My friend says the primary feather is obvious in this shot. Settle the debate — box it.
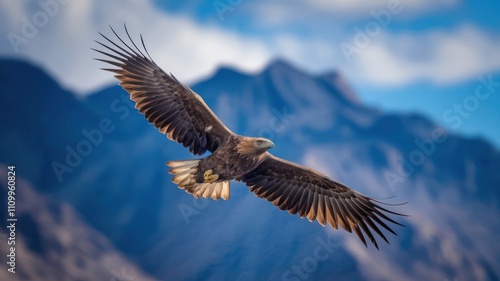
[93,25,233,155]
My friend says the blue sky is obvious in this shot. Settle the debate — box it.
[1,0,499,146]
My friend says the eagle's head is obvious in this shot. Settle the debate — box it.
[237,137,275,156]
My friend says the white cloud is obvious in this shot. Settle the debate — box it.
[1,0,498,94]
[0,0,272,94]
[0,0,30,29]
[272,35,336,73]
[245,0,457,26]
[307,0,457,13]
[344,25,500,85]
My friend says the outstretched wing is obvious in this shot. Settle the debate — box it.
[239,154,405,249]
[93,26,233,155]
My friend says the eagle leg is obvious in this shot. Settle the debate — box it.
[203,169,219,183]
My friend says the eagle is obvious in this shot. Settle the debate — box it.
[93,25,405,249]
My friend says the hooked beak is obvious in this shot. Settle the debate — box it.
[267,141,275,149]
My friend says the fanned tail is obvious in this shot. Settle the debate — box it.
[166,160,230,200]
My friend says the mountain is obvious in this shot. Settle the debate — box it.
[0,165,158,281]
[1,58,499,281]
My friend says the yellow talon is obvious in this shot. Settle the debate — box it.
[203,169,219,183]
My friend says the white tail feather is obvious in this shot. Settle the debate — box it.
[221,181,230,200]
[213,183,223,199]
[167,160,200,168]
[166,160,230,200]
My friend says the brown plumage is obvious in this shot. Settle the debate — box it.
[93,25,405,249]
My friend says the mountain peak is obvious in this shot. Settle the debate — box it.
[317,71,360,105]
[207,59,307,85]
[264,58,302,74]
[208,64,251,83]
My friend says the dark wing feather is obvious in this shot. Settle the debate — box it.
[239,154,405,249]
[93,26,233,155]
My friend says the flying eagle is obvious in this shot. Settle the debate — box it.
[93,26,405,249]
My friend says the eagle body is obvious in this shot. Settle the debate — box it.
[94,26,405,250]
[167,136,274,200]
[194,136,271,183]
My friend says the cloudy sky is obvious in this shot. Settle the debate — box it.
[1,0,499,145]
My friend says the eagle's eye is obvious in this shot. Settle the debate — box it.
[256,140,266,146]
